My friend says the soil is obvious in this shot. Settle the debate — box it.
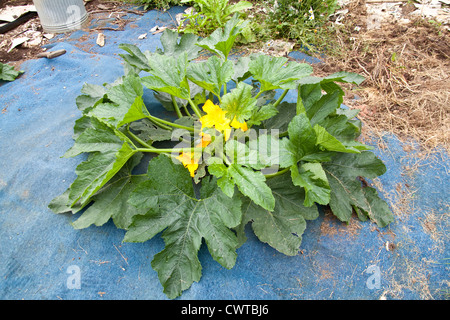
[0,0,123,66]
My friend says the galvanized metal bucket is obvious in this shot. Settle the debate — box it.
[32,0,89,33]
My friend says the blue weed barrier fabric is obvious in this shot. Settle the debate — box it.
[0,7,448,300]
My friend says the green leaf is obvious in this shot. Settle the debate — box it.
[248,55,313,92]
[325,171,367,223]
[158,28,200,60]
[187,55,234,98]
[196,14,247,60]
[298,71,365,86]
[231,55,252,83]
[237,173,319,256]
[225,1,252,16]
[63,117,126,158]
[278,113,318,168]
[141,53,190,100]
[88,75,148,128]
[71,153,147,230]
[323,151,386,179]
[125,155,242,299]
[68,142,136,207]
[358,187,394,227]
[75,83,107,113]
[291,162,330,207]
[107,74,144,105]
[247,103,278,127]
[325,71,365,85]
[0,62,23,81]
[221,82,257,122]
[261,101,296,132]
[48,188,86,214]
[313,124,361,154]
[208,160,275,211]
[224,139,265,169]
[119,43,152,72]
[129,118,172,143]
[319,114,360,142]
[323,152,393,226]
[228,164,275,211]
[306,90,342,126]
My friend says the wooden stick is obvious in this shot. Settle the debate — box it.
[37,49,67,59]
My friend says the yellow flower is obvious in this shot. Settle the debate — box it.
[199,100,248,140]
[176,152,198,178]
[196,132,212,148]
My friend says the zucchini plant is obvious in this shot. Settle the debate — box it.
[49,16,394,299]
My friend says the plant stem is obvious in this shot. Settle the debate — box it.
[182,104,192,117]
[145,115,172,130]
[273,89,289,108]
[145,115,194,132]
[223,82,227,95]
[136,147,203,154]
[171,95,183,119]
[126,126,152,148]
[187,98,203,119]
[279,130,288,138]
[264,167,289,178]
[254,90,263,100]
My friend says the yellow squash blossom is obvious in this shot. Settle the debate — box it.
[176,152,199,178]
[178,100,248,178]
[199,100,248,140]
[177,133,211,178]
[196,132,212,148]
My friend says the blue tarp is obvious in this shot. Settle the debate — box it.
[0,7,448,300]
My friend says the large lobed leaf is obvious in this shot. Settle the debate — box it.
[125,155,242,299]
[249,55,313,92]
[187,55,234,98]
[323,152,394,227]
[196,14,248,60]
[0,62,23,81]
[237,173,319,256]
[50,116,139,210]
[141,52,191,100]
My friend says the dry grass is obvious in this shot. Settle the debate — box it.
[313,0,450,155]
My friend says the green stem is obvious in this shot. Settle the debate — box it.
[223,82,227,95]
[254,90,263,100]
[126,125,152,148]
[188,98,203,119]
[182,104,192,117]
[279,130,288,138]
[264,167,289,178]
[136,147,203,154]
[171,95,183,119]
[145,115,194,132]
[273,89,289,108]
[145,114,172,131]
